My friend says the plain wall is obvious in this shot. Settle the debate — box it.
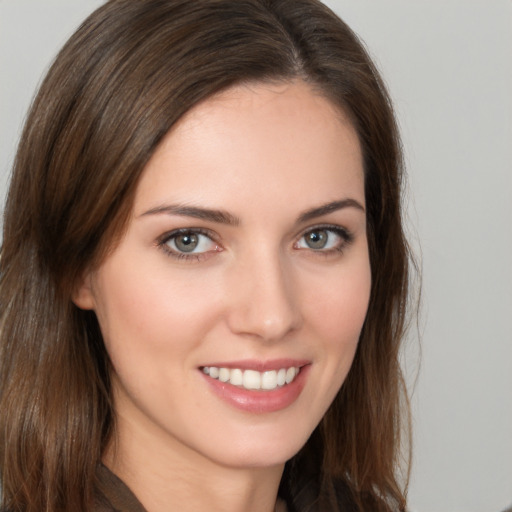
[1,1,511,511]
[323,3,512,511]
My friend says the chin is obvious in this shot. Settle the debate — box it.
[195,420,316,470]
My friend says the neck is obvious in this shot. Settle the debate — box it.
[104,413,286,512]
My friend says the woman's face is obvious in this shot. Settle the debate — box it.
[75,81,371,470]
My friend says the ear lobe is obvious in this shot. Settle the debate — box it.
[72,273,96,310]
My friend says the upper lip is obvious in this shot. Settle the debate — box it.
[199,359,310,372]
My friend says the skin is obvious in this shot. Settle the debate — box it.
[74,81,371,512]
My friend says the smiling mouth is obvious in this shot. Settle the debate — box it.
[201,366,300,391]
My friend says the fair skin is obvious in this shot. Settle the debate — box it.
[74,81,371,512]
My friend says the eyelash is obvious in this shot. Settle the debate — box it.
[157,228,221,262]
[157,224,354,262]
[296,224,354,256]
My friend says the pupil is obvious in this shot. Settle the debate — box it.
[176,233,198,252]
[307,230,327,249]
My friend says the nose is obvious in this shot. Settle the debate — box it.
[225,250,303,342]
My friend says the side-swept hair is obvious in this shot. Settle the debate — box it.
[0,1,411,510]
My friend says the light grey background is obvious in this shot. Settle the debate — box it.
[1,1,511,511]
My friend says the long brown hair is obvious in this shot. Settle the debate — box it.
[0,1,411,510]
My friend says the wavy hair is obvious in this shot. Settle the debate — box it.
[0,1,411,510]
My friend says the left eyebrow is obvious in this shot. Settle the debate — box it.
[297,199,365,223]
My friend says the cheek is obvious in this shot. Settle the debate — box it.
[305,257,371,385]
[92,260,222,369]
[310,261,371,341]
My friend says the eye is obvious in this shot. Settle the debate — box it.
[294,226,352,252]
[159,229,220,259]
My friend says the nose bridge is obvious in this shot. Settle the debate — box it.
[226,243,301,341]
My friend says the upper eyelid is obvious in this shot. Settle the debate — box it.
[157,227,219,244]
[295,223,352,239]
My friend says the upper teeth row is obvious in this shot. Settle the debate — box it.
[202,366,300,391]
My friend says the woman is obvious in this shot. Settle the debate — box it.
[0,1,411,511]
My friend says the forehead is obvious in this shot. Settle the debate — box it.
[134,80,364,220]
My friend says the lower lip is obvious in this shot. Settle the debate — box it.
[201,366,310,413]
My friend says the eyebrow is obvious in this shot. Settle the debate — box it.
[297,199,365,223]
[140,205,240,226]
[140,198,364,226]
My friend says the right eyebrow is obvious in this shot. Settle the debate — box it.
[139,204,241,227]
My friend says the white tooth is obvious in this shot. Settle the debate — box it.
[243,369,261,390]
[209,367,219,379]
[230,368,243,386]
[277,368,286,386]
[285,367,296,384]
[203,367,210,375]
[219,368,230,382]
[261,370,277,390]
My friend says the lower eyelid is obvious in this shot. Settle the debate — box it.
[166,251,211,262]
[159,242,220,262]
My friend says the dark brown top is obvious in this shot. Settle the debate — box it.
[93,464,288,512]
[94,465,147,512]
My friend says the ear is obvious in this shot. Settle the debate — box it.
[72,272,96,310]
